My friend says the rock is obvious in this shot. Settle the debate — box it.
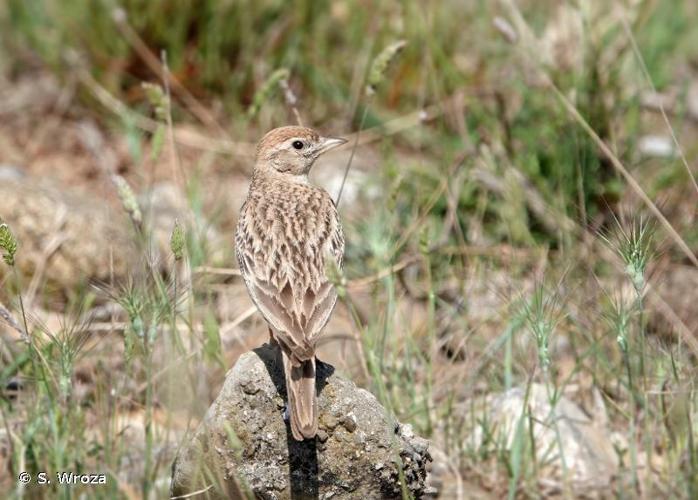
[0,164,25,181]
[467,384,617,491]
[0,177,218,294]
[638,135,675,158]
[0,177,136,290]
[170,344,431,499]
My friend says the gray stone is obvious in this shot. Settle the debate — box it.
[0,177,135,289]
[0,164,25,181]
[170,344,431,499]
[466,384,618,491]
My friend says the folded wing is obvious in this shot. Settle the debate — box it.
[235,196,344,363]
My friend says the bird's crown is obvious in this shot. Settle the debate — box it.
[256,126,320,160]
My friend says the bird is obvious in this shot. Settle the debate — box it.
[235,126,347,441]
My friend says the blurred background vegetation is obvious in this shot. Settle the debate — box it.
[0,0,697,498]
[4,0,697,241]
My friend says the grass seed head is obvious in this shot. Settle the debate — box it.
[112,175,143,226]
[247,68,291,118]
[602,217,655,294]
[0,222,18,266]
[622,219,654,294]
[142,82,169,121]
[170,219,185,260]
[366,40,407,97]
[522,285,561,371]
[605,295,631,354]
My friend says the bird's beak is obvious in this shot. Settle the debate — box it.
[316,136,348,155]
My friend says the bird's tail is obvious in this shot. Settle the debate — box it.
[282,350,317,441]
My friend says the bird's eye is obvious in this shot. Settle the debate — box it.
[292,140,304,150]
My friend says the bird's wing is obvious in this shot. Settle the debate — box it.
[235,198,344,361]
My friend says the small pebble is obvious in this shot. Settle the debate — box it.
[322,414,339,429]
[240,380,260,395]
[316,429,329,443]
[341,413,357,433]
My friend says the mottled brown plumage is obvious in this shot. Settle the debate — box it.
[235,126,346,440]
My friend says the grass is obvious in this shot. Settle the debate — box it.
[1,0,697,498]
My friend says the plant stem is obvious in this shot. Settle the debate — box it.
[143,335,154,499]
[336,97,372,207]
[636,292,646,390]
[16,290,29,345]
[543,369,570,497]
[622,347,639,493]
[424,254,436,435]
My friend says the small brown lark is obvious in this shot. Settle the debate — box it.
[235,126,347,441]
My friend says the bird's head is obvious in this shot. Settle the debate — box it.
[254,126,347,181]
